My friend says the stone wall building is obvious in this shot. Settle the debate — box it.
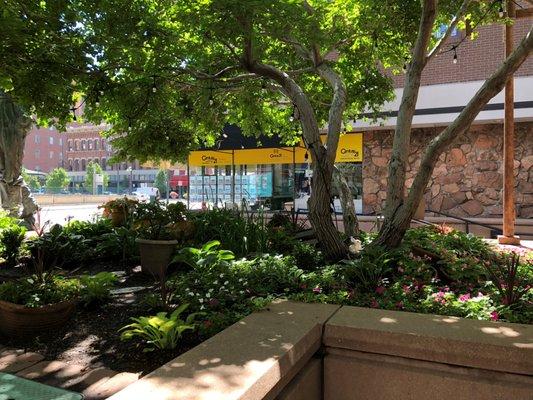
[355,17,533,219]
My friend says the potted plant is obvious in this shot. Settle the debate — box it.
[0,216,80,338]
[100,197,138,226]
[134,202,194,277]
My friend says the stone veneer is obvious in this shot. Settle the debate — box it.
[362,122,533,218]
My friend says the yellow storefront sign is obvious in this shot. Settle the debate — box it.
[188,150,233,166]
[234,147,294,165]
[188,133,363,166]
[335,133,363,162]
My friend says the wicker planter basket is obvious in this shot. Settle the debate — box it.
[0,299,77,338]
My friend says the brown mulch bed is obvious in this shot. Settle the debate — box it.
[0,263,201,376]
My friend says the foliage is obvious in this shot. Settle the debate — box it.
[45,168,70,194]
[22,169,41,191]
[85,161,110,193]
[483,252,532,307]
[0,274,80,308]
[79,272,118,308]
[153,169,168,197]
[0,212,26,267]
[119,304,201,352]
[189,209,269,256]
[133,201,189,240]
[0,223,26,267]
[290,242,325,272]
[339,246,393,292]
[174,240,235,270]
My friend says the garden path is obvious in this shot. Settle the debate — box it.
[0,345,138,399]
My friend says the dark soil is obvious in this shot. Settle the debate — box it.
[0,262,202,376]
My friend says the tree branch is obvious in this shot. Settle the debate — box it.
[427,0,472,61]
[404,25,533,218]
[383,0,438,218]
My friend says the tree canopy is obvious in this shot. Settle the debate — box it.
[45,168,70,193]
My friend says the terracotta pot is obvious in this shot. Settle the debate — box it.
[110,209,127,227]
[136,238,179,278]
[0,299,77,338]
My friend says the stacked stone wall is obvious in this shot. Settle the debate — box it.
[362,122,533,218]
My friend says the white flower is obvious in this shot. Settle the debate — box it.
[238,278,244,282]
[239,291,245,294]
[200,305,205,310]
[219,274,224,278]
[224,281,229,285]
[206,292,211,298]
[199,298,204,303]
[208,288,214,292]
[213,280,218,285]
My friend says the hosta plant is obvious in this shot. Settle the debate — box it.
[119,304,201,352]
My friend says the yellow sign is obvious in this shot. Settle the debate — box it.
[234,147,294,165]
[297,133,363,163]
[188,150,233,166]
[188,133,363,166]
[335,133,363,162]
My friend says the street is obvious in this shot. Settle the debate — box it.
[39,204,103,226]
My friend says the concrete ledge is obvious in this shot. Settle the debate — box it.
[323,306,533,375]
[107,301,340,400]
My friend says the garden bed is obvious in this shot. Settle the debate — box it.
[0,205,531,380]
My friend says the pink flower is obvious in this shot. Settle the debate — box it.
[300,284,307,290]
[402,285,411,294]
[490,311,499,321]
[396,301,404,309]
[375,286,386,295]
[398,266,404,273]
[209,298,220,308]
[370,299,379,308]
[313,286,322,294]
[459,293,471,302]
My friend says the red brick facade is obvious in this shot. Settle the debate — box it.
[392,19,533,88]
[22,127,64,172]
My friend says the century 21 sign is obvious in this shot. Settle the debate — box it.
[188,133,363,166]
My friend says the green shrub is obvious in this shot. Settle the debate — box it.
[119,304,201,352]
[174,240,235,270]
[291,242,324,271]
[79,272,118,307]
[0,274,80,307]
[0,224,26,267]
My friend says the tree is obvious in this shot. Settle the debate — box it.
[1,1,531,258]
[45,168,70,194]
[374,1,533,248]
[21,169,41,192]
[154,169,168,197]
[85,161,109,193]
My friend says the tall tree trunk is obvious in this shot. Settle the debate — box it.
[334,165,359,238]
[375,24,533,248]
[246,61,348,260]
[383,0,437,220]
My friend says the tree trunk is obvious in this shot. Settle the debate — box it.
[375,24,533,248]
[333,166,359,238]
[246,60,348,260]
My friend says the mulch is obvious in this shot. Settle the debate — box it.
[0,262,201,376]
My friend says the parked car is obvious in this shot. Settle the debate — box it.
[132,187,160,202]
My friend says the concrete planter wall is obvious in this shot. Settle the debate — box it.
[108,302,533,400]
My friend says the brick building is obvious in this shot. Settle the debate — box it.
[355,18,533,219]
[22,126,64,172]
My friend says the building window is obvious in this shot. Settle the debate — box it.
[34,149,40,159]
[49,151,54,159]
[74,159,79,171]
[75,140,79,151]
[49,137,54,145]
[94,139,99,150]
[59,138,63,146]
[81,159,86,171]
[81,140,86,150]
[34,135,40,144]
[88,140,92,150]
